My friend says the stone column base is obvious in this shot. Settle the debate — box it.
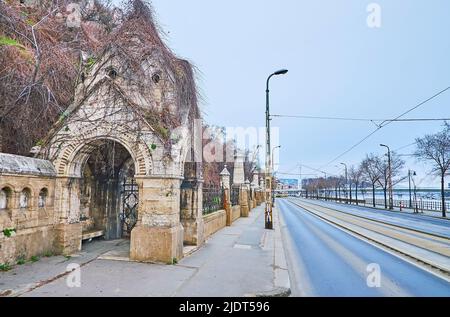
[130,224,184,263]
[53,223,82,255]
[181,218,204,246]
[240,188,250,217]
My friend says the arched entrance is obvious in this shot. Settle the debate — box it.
[77,140,138,241]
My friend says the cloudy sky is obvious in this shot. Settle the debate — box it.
[114,0,450,188]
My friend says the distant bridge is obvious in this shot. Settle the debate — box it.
[274,188,304,196]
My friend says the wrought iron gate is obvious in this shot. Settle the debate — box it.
[120,178,138,237]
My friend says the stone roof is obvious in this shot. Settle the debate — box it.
[219,165,230,176]
[0,153,56,177]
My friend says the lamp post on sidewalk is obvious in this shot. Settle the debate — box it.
[408,169,416,209]
[271,146,281,173]
[380,144,393,210]
[411,172,419,213]
[271,145,281,206]
[340,162,348,203]
[265,69,288,230]
[298,164,302,196]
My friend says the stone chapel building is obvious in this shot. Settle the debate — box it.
[0,2,205,264]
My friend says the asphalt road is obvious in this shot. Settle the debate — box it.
[277,199,450,297]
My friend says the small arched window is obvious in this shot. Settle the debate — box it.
[106,67,118,79]
[152,72,161,84]
[0,187,12,210]
[38,188,48,208]
[19,188,31,209]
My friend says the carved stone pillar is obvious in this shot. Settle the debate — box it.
[233,152,245,186]
[220,165,231,190]
[180,179,204,246]
[53,177,82,255]
[240,183,250,217]
[130,176,184,263]
[220,165,232,226]
[179,162,204,247]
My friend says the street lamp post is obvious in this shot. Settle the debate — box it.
[340,163,348,203]
[271,145,281,173]
[271,145,281,206]
[265,69,288,230]
[380,144,393,210]
[408,170,416,209]
[411,172,418,213]
[298,164,302,196]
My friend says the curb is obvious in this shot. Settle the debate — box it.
[243,205,292,298]
[272,205,291,296]
[254,287,291,297]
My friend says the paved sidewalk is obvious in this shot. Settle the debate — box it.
[0,204,290,297]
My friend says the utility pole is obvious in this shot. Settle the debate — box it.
[271,145,281,207]
[411,172,418,213]
[265,69,288,230]
[380,144,393,210]
[298,164,302,197]
[408,170,417,210]
[408,170,412,209]
[340,162,348,203]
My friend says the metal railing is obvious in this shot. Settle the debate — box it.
[366,198,450,212]
[202,185,224,215]
[231,186,240,206]
[301,193,449,213]
[307,196,365,205]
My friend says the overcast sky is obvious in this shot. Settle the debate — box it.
[114,0,450,188]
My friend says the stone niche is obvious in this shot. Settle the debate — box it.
[0,153,57,264]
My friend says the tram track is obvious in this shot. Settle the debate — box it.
[285,198,450,277]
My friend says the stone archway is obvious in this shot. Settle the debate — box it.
[77,140,137,241]
[42,110,197,262]
[48,136,150,256]
[47,139,141,253]
[51,130,152,178]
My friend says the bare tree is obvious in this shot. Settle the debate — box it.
[0,0,119,155]
[375,152,405,209]
[361,154,382,207]
[349,164,363,205]
[328,177,340,200]
[415,123,450,217]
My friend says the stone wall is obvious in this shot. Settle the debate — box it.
[202,210,226,240]
[0,154,57,264]
[1,150,264,265]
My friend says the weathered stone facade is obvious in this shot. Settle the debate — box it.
[0,149,262,265]
[4,3,201,264]
[0,153,57,263]
[0,2,265,266]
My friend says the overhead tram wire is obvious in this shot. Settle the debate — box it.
[394,141,418,152]
[317,86,450,171]
[300,163,339,178]
[277,163,339,178]
[271,115,450,123]
[276,172,318,176]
